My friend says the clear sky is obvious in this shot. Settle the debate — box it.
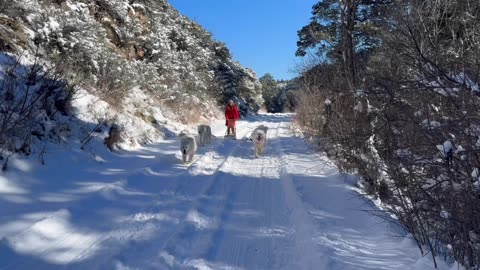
[168,0,318,80]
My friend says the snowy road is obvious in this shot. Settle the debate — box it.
[0,114,444,269]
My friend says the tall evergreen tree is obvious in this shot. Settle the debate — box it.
[296,0,391,88]
[260,73,278,112]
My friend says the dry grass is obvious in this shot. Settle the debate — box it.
[161,96,214,125]
[0,16,31,52]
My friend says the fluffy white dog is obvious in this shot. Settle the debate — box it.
[252,125,268,158]
[179,132,197,163]
[197,124,212,146]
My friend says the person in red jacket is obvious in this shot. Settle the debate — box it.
[225,100,240,137]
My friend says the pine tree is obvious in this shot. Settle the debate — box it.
[259,73,278,112]
[296,0,392,88]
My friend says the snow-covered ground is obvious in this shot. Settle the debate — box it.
[0,114,453,270]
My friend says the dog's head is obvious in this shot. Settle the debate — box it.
[180,133,194,155]
[254,130,265,142]
[181,143,190,155]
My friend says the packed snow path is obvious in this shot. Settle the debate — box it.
[0,114,444,269]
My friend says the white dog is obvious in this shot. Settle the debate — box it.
[251,125,268,158]
[179,132,197,163]
[197,124,212,146]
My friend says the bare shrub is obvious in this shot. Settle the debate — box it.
[163,96,205,125]
[296,0,480,267]
[0,53,76,165]
[361,1,480,267]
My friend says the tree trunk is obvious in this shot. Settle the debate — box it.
[341,0,357,90]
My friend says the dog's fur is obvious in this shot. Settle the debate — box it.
[197,125,212,146]
[252,125,268,158]
[179,132,197,163]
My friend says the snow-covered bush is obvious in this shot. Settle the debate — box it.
[92,53,137,107]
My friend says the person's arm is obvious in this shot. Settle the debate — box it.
[235,106,240,120]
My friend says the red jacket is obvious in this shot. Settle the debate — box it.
[225,104,240,120]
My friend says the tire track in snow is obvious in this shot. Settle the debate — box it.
[1,118,295,270]
[70,125,258,268]
[152,134,252,263]
[130,119,274,268]
[91,126,256,268]
[202,120,284,269]
[1,123,255,270]
[273,121,332,269]
[102,122,258,269]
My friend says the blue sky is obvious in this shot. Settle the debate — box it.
[169,0,318,80]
